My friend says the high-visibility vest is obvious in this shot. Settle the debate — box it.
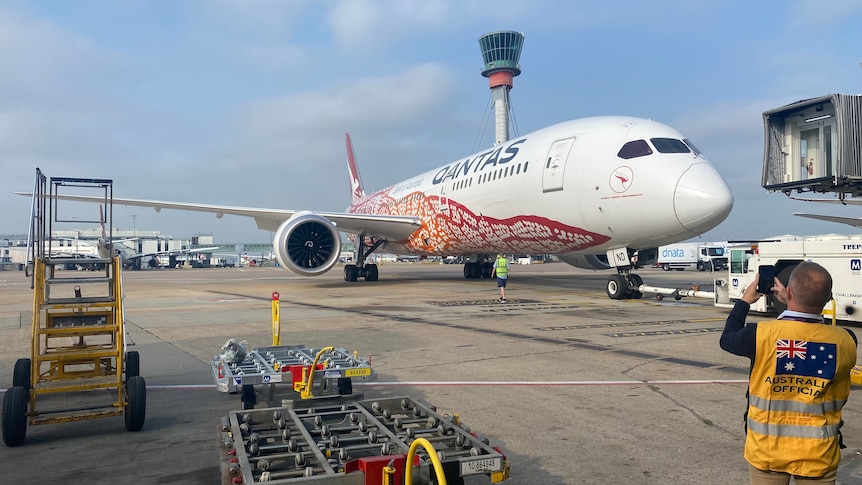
[494,257,508,277]
[745,319,856,477]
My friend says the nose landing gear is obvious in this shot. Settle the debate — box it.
[606,272,644,300]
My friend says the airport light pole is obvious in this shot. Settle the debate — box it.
[131,214,138,237]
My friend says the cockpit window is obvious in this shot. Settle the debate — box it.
[683,139,704,157]
[650,138,691,154]
[617,139,652,159]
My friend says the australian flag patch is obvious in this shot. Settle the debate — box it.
[775,339,837,380]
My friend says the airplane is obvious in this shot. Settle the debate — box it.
[65,206,219,270]
[19,116,734,299]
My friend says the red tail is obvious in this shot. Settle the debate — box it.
[345,133,365,204]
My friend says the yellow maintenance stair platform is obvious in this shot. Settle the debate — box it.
[2,169,146,447]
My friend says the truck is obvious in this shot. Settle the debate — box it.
[656,242,728,271]
[713,235,862,323]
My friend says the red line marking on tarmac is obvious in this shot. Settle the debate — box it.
[356,380,749,386]
[4,380,747,392]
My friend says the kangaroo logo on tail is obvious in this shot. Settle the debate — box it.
[345,133,366,204]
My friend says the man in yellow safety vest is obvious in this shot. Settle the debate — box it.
[720,261,857,484]
[491,254,509,303]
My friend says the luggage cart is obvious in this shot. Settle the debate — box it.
[217,395,510,484]
[213,344,376,409]
[2,170,145,447]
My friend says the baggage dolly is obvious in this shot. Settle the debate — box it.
[217,395,511,484]
[2,170,145,446]
[213,344,376,409]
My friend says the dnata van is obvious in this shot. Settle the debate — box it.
[714,235,862,323]
[656,242,728,271]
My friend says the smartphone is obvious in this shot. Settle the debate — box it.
[757,265,775,294]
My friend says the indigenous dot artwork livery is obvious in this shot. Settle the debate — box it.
[350,189,610,255]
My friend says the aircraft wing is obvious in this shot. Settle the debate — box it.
[15,192,422,241]
[789,196,862,206]
[182,246,221,254]
[794,213,862,228]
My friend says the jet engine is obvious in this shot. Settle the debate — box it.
[557,253,611,270]
[273,211,342,277]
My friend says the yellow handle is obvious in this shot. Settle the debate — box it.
[404,437,447,485]
[295,346,335,399]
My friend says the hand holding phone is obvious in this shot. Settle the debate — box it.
[756,265,775,294]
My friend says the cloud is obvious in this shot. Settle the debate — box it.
[193,0,313,40]
[237,62,457,134]
[0,6,126,106]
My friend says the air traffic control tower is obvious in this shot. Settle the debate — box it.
[478,30,524,145]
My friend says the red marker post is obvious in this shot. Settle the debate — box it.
[271,292,281,346]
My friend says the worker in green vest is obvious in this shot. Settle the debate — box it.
[491,253,509,303]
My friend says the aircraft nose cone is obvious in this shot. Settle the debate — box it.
[674,162,733,233]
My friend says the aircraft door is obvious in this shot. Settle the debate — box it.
[438,182,449,214]
[543,137,575,192]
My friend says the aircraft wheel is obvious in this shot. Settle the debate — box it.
[627,274,644,299]
[365,264,379,282]
[13,359,31,390]
[125,376,146,432]
[606,274,629,300]
[481,262,493,278]
[125,351,140,379]
[464,262,477,279]
[2,386,28,446]
[471,263,483,278]
[344,264,358,282]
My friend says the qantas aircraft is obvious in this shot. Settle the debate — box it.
[21,116,733,299]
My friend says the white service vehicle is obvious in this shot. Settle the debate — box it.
[714,235,862,322]
[656,242,727,271]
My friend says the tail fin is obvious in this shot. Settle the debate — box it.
[97,205,112,259]
[345,133,366,204]
[99,204,106,240]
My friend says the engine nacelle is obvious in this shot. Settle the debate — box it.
[273,211,342,277]
[557,253,611,270]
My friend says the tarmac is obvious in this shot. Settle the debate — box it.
[1,262,862,484]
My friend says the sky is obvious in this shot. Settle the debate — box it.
[2,0,862,245]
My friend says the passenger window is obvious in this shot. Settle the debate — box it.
[651,138,691,154]
[618,140,652,159]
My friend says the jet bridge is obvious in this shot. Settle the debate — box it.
[762,93,862,197]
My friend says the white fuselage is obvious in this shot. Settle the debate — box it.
[347,116,733,257]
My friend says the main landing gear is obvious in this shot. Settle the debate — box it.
[463,255,493,279]
[343,234,384,282]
